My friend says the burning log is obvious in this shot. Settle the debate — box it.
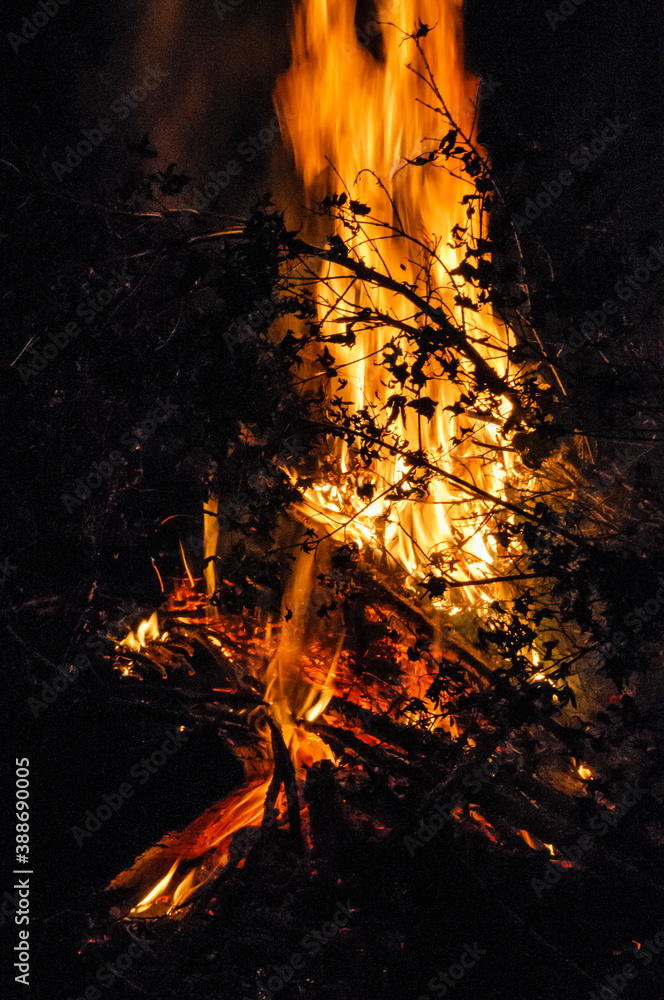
[306,719,424,780]
[263,718,304,854]
[303,759,345,855]
[325,694,455,762]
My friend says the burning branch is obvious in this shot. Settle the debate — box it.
[289,236,529,422]
[264,718,304,854]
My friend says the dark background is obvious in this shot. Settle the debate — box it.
[1,2,663,999]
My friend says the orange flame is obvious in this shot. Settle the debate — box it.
[120,611,162,652]
[274,0,518,610]
[468,806,500,843]
[519,828,547,851]
[131,860,179,914]
[113,0,526,921]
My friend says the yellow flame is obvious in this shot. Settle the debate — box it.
[170,869,197,910]
[203,497,219,602]
[519,828,545,851]
[114,0,530,922]
[274,0,516,605]
[179,539,195,588]
[120,611,161,652]
[131,860,179,914]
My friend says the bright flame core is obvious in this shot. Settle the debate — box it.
[275,0,515,603]
[120,611,162,652]
[112,0,530,922]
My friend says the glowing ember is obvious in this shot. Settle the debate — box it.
[519,828,546,851]
[468,807,500,843]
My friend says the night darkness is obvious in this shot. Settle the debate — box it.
[2,2,664,1000]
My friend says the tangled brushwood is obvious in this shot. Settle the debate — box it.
[5,16,664,1000]
[241,25,664,713]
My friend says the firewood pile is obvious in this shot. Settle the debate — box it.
[71,571,664,1000]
